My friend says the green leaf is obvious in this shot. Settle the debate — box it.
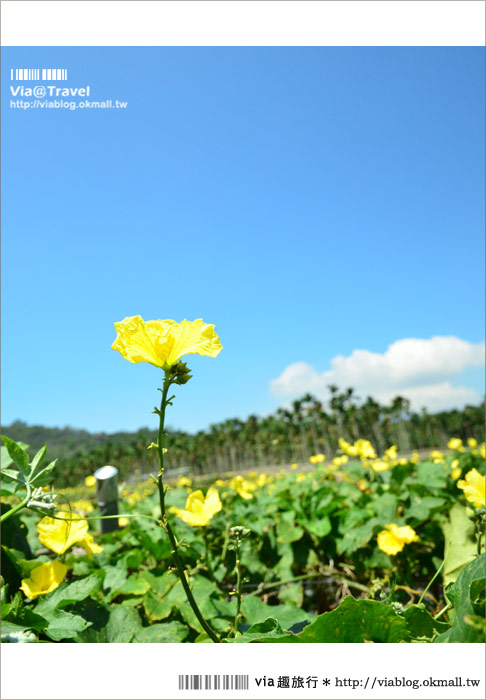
[435,554,485,643]
[337,517,381,555]
[1,468,26,485]
[30,460,57,487]
[302,517,331,538]
[102,564,128,594]
[249,597,410,643]
[231,618,286,642]
[106,606,141,642]
[134,621,189,642]
[109,573,151,600]
[43,609,91,641]
[372,493,397,522]
[30,446,47,474]
[1,436,29,473]
[407,497,445,522]
[2,605,49,633]
[143,590,173,622]
[404,604,449,641]
[441,503,477,586]
[415,461,448,490]
[241,596,312,631]
[276,511,304,543]
[36,574,100,614]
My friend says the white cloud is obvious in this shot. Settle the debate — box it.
[270,336,485,412]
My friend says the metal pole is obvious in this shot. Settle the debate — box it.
[94,465,119,534]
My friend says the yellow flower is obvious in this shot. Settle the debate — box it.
[247,471,258,478]
[176,475,192,488]
[214,479,226,487]
[457,469,485,509]
[430,450,444,463]
[170,488,222,526]
[229,475,256,500]
[296,473,307,483]
[372,460,390,472]
[411,450,420,463]
[20,561,67,599]
[450,459,460,470]
[84,475,96,488]
[399,458,408,466]
[119,517,130,527]
[80,533,104,556]
[333,455,348,467]
[38,513,89,554]
[377,524,419,556]
[290,463,299,470]
[112,315,222,369]
[447,438,463,451]
[256,473,269,487]
[355,439,376,460]
[356,479,367,491]
[309,454,325,464]
[468,437,478,449]
[309,455,318,464]
[385,445,398,460]
[480,443,486,459]
[451,468,462,480]
[339,438,359,457]
[37,513,102,556]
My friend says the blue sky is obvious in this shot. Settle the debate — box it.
[2,47,484,434]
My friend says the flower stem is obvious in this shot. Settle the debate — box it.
[156,372,220,643]
[417,560,444,606]
[233,536,243,637]
[0,483,32,523]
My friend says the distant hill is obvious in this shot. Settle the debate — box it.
[2,420,159,461]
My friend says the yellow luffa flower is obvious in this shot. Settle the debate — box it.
[372,460,390,472]
[290,463,299,470]
[170,488,222,526]
[447,437,463,450]
[480,443,486,459]
[385,445,398,460]
[467,437,478,449]
[20,561,67,599]
[84,475,96,488]
[457,469,485,509]
[176,475,192,488]
[338,438,359,457]
[229,475,256,500]
[112,315,222,369]
[377,524,418,556]
[37,513,103,556]
[451,467,462,480]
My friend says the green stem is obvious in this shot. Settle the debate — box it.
[434,601,452,620]
[233,538,243,637]
[0,483,32,523]
[40,512,160,524]
[203,528,215,581]
[418,560,444,606]
[156,372,220,643]
[476,519,483,556]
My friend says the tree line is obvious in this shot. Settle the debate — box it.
[4,387,484,487]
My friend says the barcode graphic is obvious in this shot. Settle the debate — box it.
[178,675,249,691]
[10,68,68,81]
